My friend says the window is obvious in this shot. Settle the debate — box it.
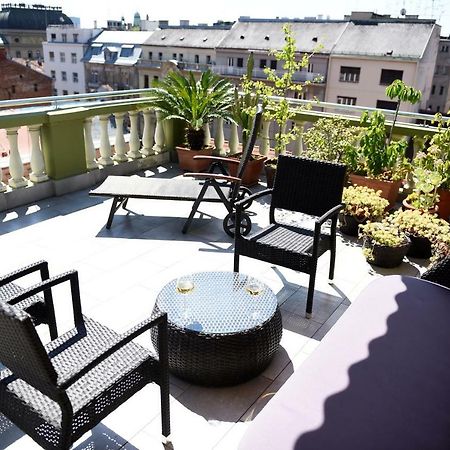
[36,50,41,59]
[91,45,102,56]
[53,88,57,95]
[376,100,397,110]
[179,53,183,61]
[228,57,234,66]
[158,52,163,60]
[435,65,441,75]
[11,85,16,94]
[259,59,267,69]
[14,37,19,43]
[91,70,98,83]
[27,50,33,59]
[441,44,449,52]
[73,34,78,43]
[61,71,67,81]
[339,66,360,83]
[237,57,243,68]
[308,63,314,73]
[194,54,199,63]
[51,33,56,42]
[15,50,21,58]
[206,55,211,64]
[337,96,356,106]
[148,51,153,60]
[153,75,159,82]
[34,83,38,92]
[144,74,149,88]
[380,69,403,85]
[60,52,65,63]
[270,60,277,70]
[437,105,441,112]
[49,51,55,61]
[62,90,68,95]
[73,72,78,83]
[50,70,56,80]
[71,53,77,63]
[62,33,67,43]
[431,85,436,95]
[172,53,177,59]
[120,46,134,57]
[439,86,444,95]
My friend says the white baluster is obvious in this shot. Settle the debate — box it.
[0,174,6,192]
[28,124,49,183]
[279,122,287,155]
[259,120,271,156]
[214,117,225,155]
[6,127,27,189]
[83,118,99,170]
[141,109,155,156]
[127,111,142,159]
[228,123,239,155]
[294,121,305,156]
[203,122,211,147]
[153,111,165,154]
[98,115,113,166]
[112,113,127,162]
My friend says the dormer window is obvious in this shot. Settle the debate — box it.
[180,36,184,41]
[240,35,245,39]
[264,35,270,40]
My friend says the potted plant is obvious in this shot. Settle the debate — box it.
[227,53,267,186]
[359,220,410,268]
[339,185,389,236]
[389,209,450,259]
[149,69,234,172]
[348,80,421,209]
[243,24,319,187]
[403,166,442,213]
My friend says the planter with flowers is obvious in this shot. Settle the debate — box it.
[339,185,389,236]
[359,220,410,268]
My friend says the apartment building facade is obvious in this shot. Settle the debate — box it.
[427,37,450,113]
[43,26,103,96]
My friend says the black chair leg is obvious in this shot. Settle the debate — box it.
[329,245,336,280]
[306,268,317,319]
[234,252,240,272]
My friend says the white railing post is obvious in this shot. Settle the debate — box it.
[294,121,306,156]
[98,115,113,166]
[83,118,99,170]
[203,122,211,147]
[228,123,239,155]
[112,113,128,162]
[127,111,142,159]
[141,109,155,156]
[28,124,49,183]
[6,127,28,189]
[0,175,6,192]
[259,120,271,156]
[153,111,165,154]
[279,122,287,155]
[214,117,225,155]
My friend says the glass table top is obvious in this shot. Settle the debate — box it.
[155,271,278,334]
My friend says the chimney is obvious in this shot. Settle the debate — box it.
[94,20,97,28]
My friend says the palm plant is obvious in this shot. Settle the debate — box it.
[149,69,235,150]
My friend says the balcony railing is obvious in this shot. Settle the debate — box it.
[0,89,439,211]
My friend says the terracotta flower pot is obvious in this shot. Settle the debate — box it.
[402,199,439,215]
[227,154,267,187]
[264,164,277,188]
[362,237,411,268]
[348,174,401,210]
[437,188,450,221]
[176,146,213,172]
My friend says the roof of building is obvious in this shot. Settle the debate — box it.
[331,21,437,58]
[93,30,153,45]
[144,28,229,48]
[0,5,72,30]
[217,20,348,53]
[12,57,46,74]
[83,42,143,66]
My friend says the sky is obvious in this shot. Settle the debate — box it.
[44,0,449,35]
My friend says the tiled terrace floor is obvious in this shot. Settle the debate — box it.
[0,164,426,450]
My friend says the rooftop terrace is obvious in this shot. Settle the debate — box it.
[0,163,424,450]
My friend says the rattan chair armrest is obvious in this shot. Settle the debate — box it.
[7,271,83,327]
[193,155,240,165]
[183,172,240,182]
[235,188,273,209]
[316,203,344,226]
[58,313,168,389]
[0,260,49,286]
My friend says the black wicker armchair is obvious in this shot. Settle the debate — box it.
[0,270,170,450]
[421,256,450,289]
[234,155,346,318]
[0,260,58,340]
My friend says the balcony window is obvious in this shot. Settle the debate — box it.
[376,100,397,110]
[60,52,65,63]
[62,34,67,43]
[431,85,436,95]
[194,54,199,63]
[73,72,78,83]
[144,74,149,88]
[149,51,153,60]
[270,60,277,70]
[61,71,67,81]
[308,63,314,73]
[259,59,267,69]
[237,57,243,68]
[62,90,68,95]
[71,53,77,64]
[337,96,356,106]
[339,66,360,83]
[172,53,177,59]
[206,55,211,64]
[49,51,55,61]
[51,33,56,42]
[228,57,234,66]
[73,34,78,43]
[50,70,56,80]
[441,44,449,52]
[179,53,184,61]
[158,52,163,61]
[91,71,98,83]
[27,50,33,59]
[380,69,403,85]
[15,50,21,58]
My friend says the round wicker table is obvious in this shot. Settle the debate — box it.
[151,271,282,386]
